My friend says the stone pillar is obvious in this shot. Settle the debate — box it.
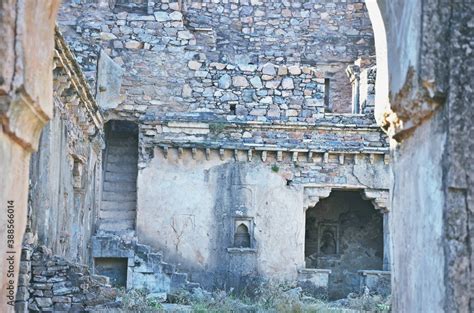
[0,1,59,311]
[382,212,391,271]
[346,65,360,114]
[361,188,390,271]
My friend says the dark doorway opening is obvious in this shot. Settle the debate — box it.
[95,257,128,287]
[305,190,383,299]
[100,120,138,234]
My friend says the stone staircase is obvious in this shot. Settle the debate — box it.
[92,234,200,295]
[99,133,138,233]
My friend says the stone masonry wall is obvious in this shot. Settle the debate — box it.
[15,237,117,312]
[58,0,374,117]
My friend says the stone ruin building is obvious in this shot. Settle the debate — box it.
[0,0,472,312]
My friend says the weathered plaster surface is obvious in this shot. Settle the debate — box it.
[372,1,473,311]
[390,112,446,313]
[0,1,59,311]
[137,149,304,289]
[137,142,389,291]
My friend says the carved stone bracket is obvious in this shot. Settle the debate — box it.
[303,186,389,213]
[303,187,332,211]
[361,188,389,212]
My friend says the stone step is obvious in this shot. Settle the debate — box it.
[103,181,137,192]
[98,220,134,232]
[105,161,138,170]
[101,200,136,211]
[106,136,138,146]
[161,262,176,275]
[106,146,138,154]
[106,154,138,163]
[185,282,201,291]
[102,191,136,202]
[99,210,136,220]
[104,171,137,183]
[171,273,188,290]
[105,163,138,173]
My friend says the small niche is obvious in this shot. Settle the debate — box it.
[234,223,251,248]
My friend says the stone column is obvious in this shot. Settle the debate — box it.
[382,212,391,271]
[346,65,360,114]
[0,1,59,312]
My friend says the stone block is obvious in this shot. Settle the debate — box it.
[297,269,331,298]
[250,76,263,88]
[187,60,202,70]
[232,76,249,88]
[36,297,53,308]
[288,66,302,75]
[178,31,193,40]
[282,77,295,89]
[125,40,142,49]
[358,270,391,296]
[262,63,276,76]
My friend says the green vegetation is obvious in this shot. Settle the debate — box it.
[208,122,227,134]
[111,284,391,313]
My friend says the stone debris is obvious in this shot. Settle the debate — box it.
[15,243,118,313]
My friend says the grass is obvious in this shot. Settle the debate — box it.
[110,284,391,313]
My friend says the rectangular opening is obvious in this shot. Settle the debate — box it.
[94,257,128,288]
[324,78,330,112]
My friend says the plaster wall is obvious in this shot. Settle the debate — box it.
[136,145,389,291]
[137,148,305,289]
[390,111,446,313]
[28,112,102,265]
[372,1,473,311]
[0,1,60,311]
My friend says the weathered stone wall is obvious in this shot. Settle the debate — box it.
[15,239,117,312]
[28,31,104,266]
[58,0,374,117]
[372,0,474,312]
[135,119,389,291]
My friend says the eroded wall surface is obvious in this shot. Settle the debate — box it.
[375,0,474,311]
[28,32,104,266]
[58,0,374,115]
[136,121,390,290]
[0,1,59,311]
